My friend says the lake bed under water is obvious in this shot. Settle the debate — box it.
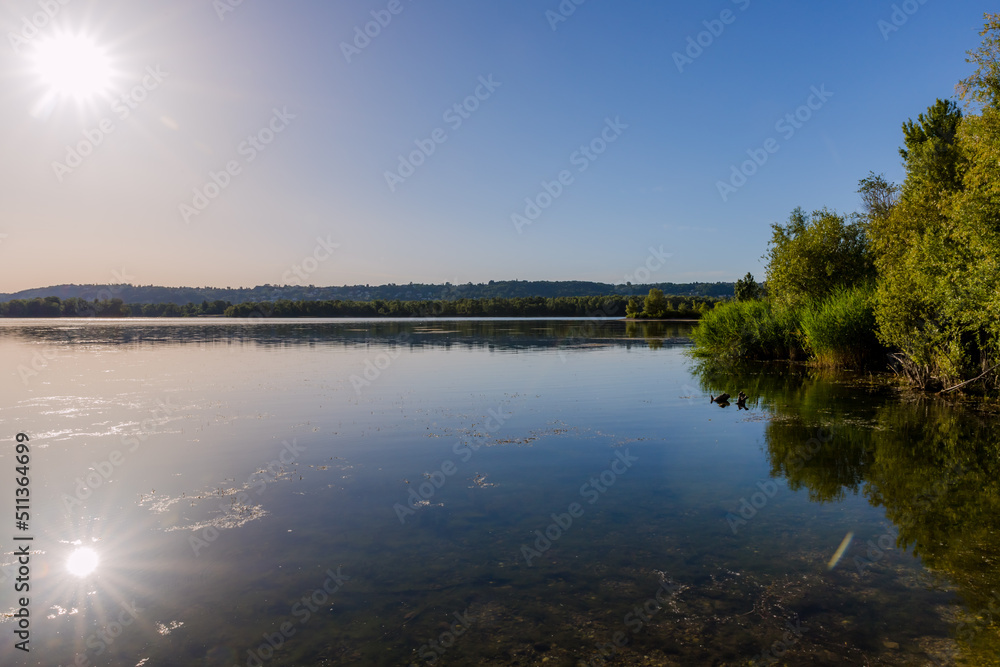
[0,319,997,666]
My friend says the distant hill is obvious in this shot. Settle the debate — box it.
[0,280,735,305]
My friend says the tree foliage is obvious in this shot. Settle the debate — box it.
[733,272,763,302]
[625,297,642,319]
[693,14,1000,391]
[857,171,900,224]
[642,288,668,319]
[0,280,739,305]
[898,98,964,193]
[0,294,723,320]
[871,17,1000,390]
[764,207,874,308]
[957,13,1000,109]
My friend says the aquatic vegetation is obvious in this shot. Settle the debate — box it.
[799,284,885,368]
[690,298,802,360]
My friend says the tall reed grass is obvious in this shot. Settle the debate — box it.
[691,299,802,360]
[692,285,883,367]
[799,285,883,368]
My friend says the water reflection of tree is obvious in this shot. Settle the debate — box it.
[694,360,1000,662]
[2,319,703,352]
[694,359,877,501]
[862,401,1000,663]
[625,321,692,340]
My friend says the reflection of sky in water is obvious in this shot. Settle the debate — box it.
[0,320,989,665]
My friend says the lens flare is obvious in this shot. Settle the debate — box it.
[826,532,854,571]
[66,547,99,577]
[31,33,112,101]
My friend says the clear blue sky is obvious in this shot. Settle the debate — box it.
[0,0,989,291]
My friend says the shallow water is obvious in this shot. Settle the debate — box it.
[0,318,997,666]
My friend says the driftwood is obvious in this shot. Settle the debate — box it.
[736,391,748,410]
[710,391,752,409]
[939,361,1000,394]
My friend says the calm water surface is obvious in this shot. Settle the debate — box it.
[0,319,997,666]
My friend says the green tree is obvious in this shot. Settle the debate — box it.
[764,207,873,308]
[625,297,642,319]
[869,101,965,384]
[870,16,1000,390]
[857,171,900,225]
[733,272,762,302]
[642,288,668,319]
[957,13,1000,109]
[898,98,964,193]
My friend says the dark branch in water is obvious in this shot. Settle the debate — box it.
[939,361,1000,394]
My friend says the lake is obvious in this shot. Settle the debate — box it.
[0,319,997,666]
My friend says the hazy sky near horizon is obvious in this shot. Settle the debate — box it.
[0,0,989,292]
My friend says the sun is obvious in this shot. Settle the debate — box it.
[66,547,100,577]
[31,32,112,101]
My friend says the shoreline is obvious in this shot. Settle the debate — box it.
[621,318,700,322]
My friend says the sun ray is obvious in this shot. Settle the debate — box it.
[30,31,113,103]
[66,546,100,577]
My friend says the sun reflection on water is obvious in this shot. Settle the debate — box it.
[66,547,99,577]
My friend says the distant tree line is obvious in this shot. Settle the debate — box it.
[0,280,736,305]
[0,297,232,318]
[223,295,719,319]
[0,295,720,319]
